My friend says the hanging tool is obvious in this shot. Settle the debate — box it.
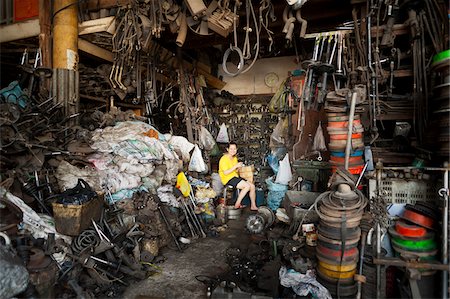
[334,32,346,89]
[301,35,321,108]
[316,34,337,105]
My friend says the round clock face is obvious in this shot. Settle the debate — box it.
[264,72,279,88]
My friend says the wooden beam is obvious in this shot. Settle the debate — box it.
[0,19,40,43]
[86,0,131,10]
[39,0,52,68]
[79,16,115,35]
[78,38,113,62]
[0,16,116,43]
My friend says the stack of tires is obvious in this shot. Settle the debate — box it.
[325,90,364,175]
[315,183,368,298]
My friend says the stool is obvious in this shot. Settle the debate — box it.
[223,185,239,204]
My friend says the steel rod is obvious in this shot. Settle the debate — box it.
[441,162,449,299]
[344,92,358,170]
[373,258,450,271]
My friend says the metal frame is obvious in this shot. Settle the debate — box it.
[374,162,449,299]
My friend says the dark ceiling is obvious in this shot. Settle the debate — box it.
[0,0,355,83]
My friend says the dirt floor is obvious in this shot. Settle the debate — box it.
[123,209,254,299]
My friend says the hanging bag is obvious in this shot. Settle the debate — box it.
[188,145,208,173]
[312,122,327,151]
[275,153,292,185]
[199,126,216,150]
[216,123,230,143]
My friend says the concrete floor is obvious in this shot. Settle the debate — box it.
[123,209,253,299]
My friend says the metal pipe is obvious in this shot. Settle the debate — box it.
[442,162,449,299]
[376,223,381,299]
[376,161,382,299]
[344,92,357,169]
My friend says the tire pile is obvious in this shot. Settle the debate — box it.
[389,201,439,275]
[325,89,365,176]
[315,183,368,298]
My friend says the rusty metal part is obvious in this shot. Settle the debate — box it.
[373,257,449,271]
[27,248,58,298]
[0,199,23,235]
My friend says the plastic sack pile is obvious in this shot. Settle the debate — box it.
[55,121,188,203]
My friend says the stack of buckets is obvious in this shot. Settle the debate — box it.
[327,113,365,175]
[316,184,365,298]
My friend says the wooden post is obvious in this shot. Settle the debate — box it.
[39,0,52,68]
[53,0,78,70]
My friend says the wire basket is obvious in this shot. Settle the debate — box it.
[369,178,438,204]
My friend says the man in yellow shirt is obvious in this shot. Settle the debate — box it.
[219,142,257,210]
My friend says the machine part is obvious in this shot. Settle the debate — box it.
[27,248,58,298]
[317,264,356,279]
[406,202,440,220]
[401,208,435,229]
[175,12,187,47]
[393,221,428,238]
[317,224,361,240]
[317,276,357,297]
[246,206,275,234]
[184,0,207,18]
[391,245,438,258]
[0,103,21,125]
[71,229,100,254]
[391,237,437,252]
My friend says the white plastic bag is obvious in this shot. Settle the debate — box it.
[312,122,327,151]
[188,145,207,172]
[199,126,216,150]
[275,153,292,185]
[216,123,230,143]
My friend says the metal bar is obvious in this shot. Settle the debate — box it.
[376,223,381,299]
[373,258,450,271]
[377,166,450,171]
[344,92,357,170]
[442,162,449,299]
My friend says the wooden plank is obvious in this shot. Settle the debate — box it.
[0,18,40,43]
[79,16,115,35]
[0,16,115,43]
[78,38,113,62]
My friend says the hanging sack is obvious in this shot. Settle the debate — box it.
[199,126,216,151]
[188,145,208,172]
[175,172,191,197]
[216,123,230,143]
[312,122,327,151]
[275,153,292,185]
